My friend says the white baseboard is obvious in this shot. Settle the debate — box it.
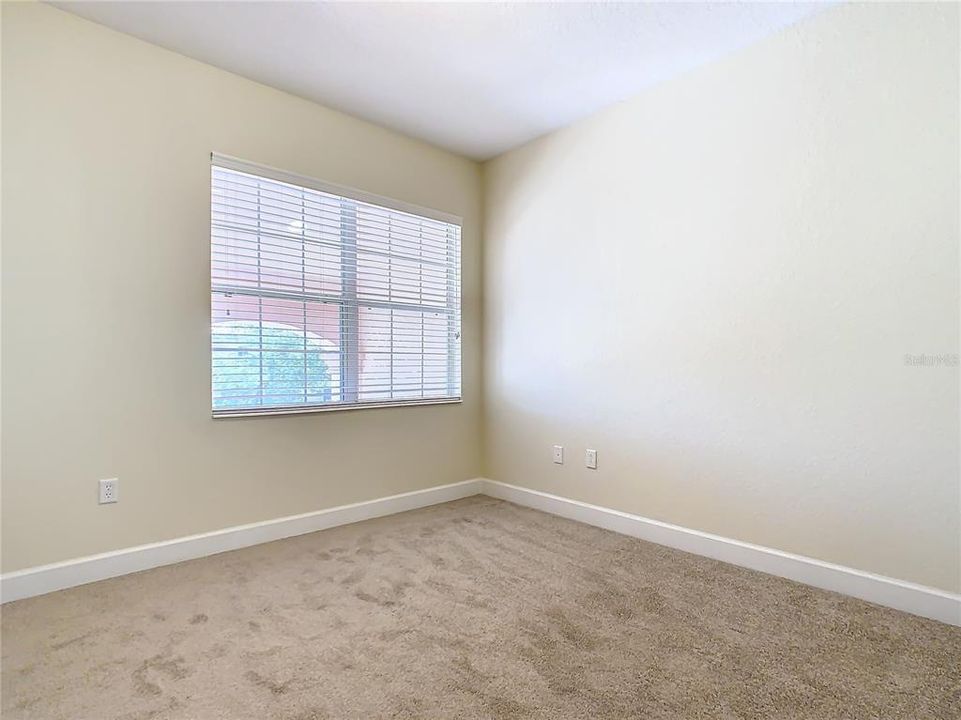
[480,479,961,627]
[5,476,958,627]
[0,478,483,604]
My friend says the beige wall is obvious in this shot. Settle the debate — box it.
[483,3,961,592]
[1,3,482,572]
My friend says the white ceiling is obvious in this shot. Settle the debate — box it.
[51,1,825,160]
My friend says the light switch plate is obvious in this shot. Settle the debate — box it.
[552,445,564,464]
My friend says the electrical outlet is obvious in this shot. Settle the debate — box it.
[99,478,118,504]
[552,445,564,464]
[585,449,597,470]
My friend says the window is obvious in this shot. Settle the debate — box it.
[210,154,462,416]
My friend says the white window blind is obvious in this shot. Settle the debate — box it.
[210,155,462,416]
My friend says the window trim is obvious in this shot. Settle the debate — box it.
[209,153,463,419]
[212,396,462,420]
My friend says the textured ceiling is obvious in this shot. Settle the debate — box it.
[51,1,825,160]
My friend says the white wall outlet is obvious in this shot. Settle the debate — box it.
[99,478,118,504]
[552,445,564,464]
[585,449,597,470]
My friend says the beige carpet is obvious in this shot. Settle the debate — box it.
[2,496,959,719]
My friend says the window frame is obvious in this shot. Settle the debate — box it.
[210,153,463,419]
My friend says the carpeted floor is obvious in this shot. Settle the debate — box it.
[2,496,959,719]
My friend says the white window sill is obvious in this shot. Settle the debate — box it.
[212,397,462,419]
